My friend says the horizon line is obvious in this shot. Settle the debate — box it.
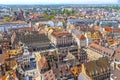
[0,3,119,5]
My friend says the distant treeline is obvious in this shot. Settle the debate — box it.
[83,6,120,9]
[1,4,120,9]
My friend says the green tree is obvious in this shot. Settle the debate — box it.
[48,15,55,20]
[62,9,73,15]
[44,13,55,20]
[74,13,79,17]
[67,10,73,15]
[25,11,30,15]
[3,17,10,22]
[44,10,48,14]
[53,11,58,15]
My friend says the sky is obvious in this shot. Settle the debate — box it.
[0,0,118,4]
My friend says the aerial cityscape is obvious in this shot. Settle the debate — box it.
[0,0,120,80]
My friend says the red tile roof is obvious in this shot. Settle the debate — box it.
[38,56,48,70]
[104,27,112,32]
[111,28,120,33]
[9,27,34,32]
[116,46,120,53]
[88,43,115,57]
[105,28,120,33]
[52,31,72,38]
[78,34,86,40]
[0,54,5,64]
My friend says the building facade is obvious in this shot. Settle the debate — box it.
[81,57,110,80]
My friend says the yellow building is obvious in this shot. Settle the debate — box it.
[8,47,22,58]
[92,31,101,40]
[67,24,74,33]
[86,32,92,38]
[1,71,18,80]
[70,66,81,77]
[5,60,18,71]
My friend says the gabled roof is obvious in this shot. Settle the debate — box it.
[53,64,71,79]
[38,56,48,70]
[88,43,115,57]
[43,70,56,80]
